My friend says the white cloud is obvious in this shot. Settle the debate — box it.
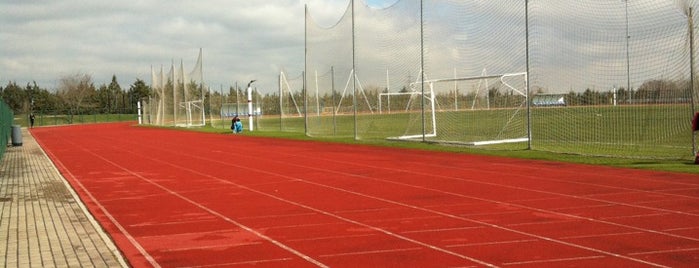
[1,0,692,96]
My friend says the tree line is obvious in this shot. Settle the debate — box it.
[2,75,690,120]
[0,74,151,115]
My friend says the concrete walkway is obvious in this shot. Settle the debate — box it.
[0,128,128,268]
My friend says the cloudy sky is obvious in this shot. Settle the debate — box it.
[1,0,393,93]
[2,0,693,95]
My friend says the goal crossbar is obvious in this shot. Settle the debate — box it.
[390,71,529,146]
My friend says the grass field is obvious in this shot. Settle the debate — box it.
[246,103,693,157]
[208,103,698,174]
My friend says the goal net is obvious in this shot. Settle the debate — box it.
[279,70,305,132]
[146,49,206,128]
[389,72,529,146]
[177,100,205,127]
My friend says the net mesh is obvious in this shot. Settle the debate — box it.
[303,0,698,158]
[146,49,205,127]
[279,69,305,132]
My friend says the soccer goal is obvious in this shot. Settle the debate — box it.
[175,99,206,127]
[388,72,530,146]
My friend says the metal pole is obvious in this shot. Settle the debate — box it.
[351,0,358,140]
[303,71,307,135]
[332,66,337,135]
[625,0,631,103]
[690,7,696,155]
[247,80,255,131]
[304,5,309,136]
[420,0,425,142]
[525,0,532,150]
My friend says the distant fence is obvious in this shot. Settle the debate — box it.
[17,109,138,128]
[0,100,13,160]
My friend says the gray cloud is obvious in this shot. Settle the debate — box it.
[0,0,358,93]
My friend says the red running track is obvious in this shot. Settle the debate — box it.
[31,122,699,267]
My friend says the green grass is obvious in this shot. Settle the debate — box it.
[249,104,694,159]
[193,122,699,175]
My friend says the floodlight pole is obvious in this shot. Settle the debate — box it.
[690,7,696,155]
[525,0,532,150]
[247,80,256,131]
[625,0,631,103]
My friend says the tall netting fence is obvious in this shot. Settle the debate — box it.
[305,3,355,137]
[144,49,206,127]
[304,0,699,159]
[529,0,694,158]
[279,69,306,132]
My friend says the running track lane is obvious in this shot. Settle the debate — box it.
[31,123,699,267]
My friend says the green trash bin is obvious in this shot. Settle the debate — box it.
[11,125,22,146]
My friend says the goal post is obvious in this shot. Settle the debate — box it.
[388,72,529,146]
[176,99,205,127]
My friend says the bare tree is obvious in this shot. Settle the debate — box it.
[57,73,96,121]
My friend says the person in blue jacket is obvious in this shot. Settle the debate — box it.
[233,117,243,134]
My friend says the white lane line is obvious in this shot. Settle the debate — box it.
[401,226,485,234]
[189,155,675,267]
[129,218,218,227]
[161,242,263,253]
[78,146,330,268]
[502,255,606,266]
[137,143,666,268]
[175,257,293,268]
[318,247,423,258]
[144,158,500,268]
[446,239,539,248]
[628,247,699,256]
[281,147,699,217]
[287,233,377,242]
[237,212,317,220]
[559,231,644,240]
[111,132,686,267]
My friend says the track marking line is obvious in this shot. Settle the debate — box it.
[161,242,263,253]
[628,247,699,256]
[286,233,378,242]
[89,129,695,267]
[207,157,678,267]
[238,149,699,256]
[76,146,330,268]
[138,229,237,240]
[503,219,578,227]
[260,221,346,230]
[401,226,485,234]
[502,255,606,266]
[446,239,539,248]
[284,148,699,217]
[127,136,680,268]
[142,146,669,268]
[237,212,318,220]
[125,148,500,267]
[333,206,404,214]
[318,247,423,258]
[663,226,699,232]
[175,257,293,268]
[600,212,672,220]
[129,218,219,227]
[363,215,444,223]
[559,231,644,240]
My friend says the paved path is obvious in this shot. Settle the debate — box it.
[0,128,128,268]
